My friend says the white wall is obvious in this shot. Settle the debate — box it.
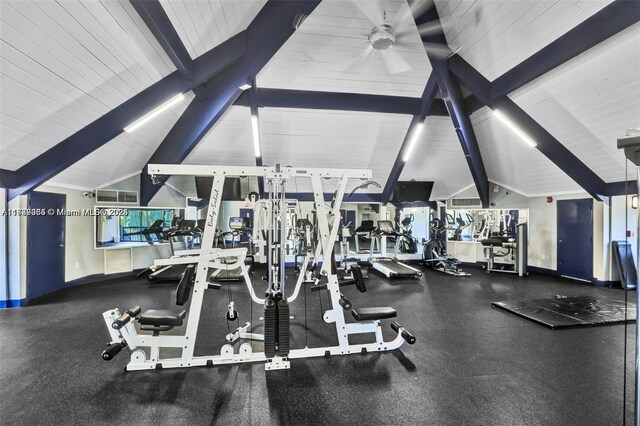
[7,195,27,300]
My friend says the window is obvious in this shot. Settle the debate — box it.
[120,209,173,243]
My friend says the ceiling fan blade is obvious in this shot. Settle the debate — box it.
[344,45,374,74]
[382,48,412,74]
[348,0,383,27]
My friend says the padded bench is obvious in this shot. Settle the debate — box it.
[138,309,187,329]
[351,307,397,321]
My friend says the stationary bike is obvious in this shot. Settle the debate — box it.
[423,217,470,277]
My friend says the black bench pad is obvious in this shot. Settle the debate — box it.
[138,310,187,327]
[352,307,397,321]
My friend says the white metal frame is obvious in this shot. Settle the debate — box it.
[103,164,413,371]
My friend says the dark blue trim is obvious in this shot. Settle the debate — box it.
[235,88,422,115]
[0,298,28,308]
[449,55,609,202]
[7,33,246,201]
[607,180,638,196]
[431,60,490,208]
[140,0,322,205]
[0,169,16,188]
[130,0,194,78]
[65,270,145,288]
[491,1,640,99]
[382,74,439,203]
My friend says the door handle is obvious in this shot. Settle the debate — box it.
[558,240,563,243]
[60,244,64,248]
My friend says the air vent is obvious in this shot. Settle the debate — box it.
[96,189,118,203]
[117,191,138,203]
[96,189,138,204]
[104,248,132,274]
[449,198,482,208]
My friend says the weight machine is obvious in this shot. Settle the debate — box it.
[101,164,415,371]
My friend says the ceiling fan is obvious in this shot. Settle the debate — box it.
[344,0,457,75]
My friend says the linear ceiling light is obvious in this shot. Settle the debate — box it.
[402,122,424,162]
[239,83,252,91]
[124,93,185,133]
[493,109,537,147]
[251,114,261,158]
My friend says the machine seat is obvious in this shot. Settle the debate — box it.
[351,307,397,321]
[138,310,187,327]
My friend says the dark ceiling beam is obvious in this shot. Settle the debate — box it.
[449,54,609,201]
[235,88,421,115]
[381,74,439,204]
[413,4,490,207]
[491,0,640,99]
[607,180,638,196]
[140,0,322,205]
[130,0,194,78]
[7,33,246,200]
[431,60,490,207]
[0,169,16,189]
[233,88,449,116]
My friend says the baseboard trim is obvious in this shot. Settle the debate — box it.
[0,298,28,309]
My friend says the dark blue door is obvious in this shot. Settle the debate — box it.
[557,199,593,282]
[27,192,66,299]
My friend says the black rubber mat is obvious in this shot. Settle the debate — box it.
[492,295,637,329]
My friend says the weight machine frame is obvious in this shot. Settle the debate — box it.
[103,164,414,371]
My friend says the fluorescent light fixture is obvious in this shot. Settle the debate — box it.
[402,122,424,162]
[124,93,185,133]
[632,195,638,209]
[239,83,252,91]
[493,109,537,147]
[251,114,261,157]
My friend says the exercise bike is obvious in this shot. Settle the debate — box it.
[423,217,470,277]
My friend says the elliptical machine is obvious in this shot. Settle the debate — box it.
[395,213,419,254]
[423,216,470,277]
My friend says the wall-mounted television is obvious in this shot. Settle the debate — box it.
[195,177,242,201]
[391,181,434,202]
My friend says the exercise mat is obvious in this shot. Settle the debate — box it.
[491,295,636,329]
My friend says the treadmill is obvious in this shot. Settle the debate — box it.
[369,220,422,279]
[147,220,199,282]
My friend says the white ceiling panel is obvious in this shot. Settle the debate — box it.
[510,21,640,183]
[47,92,194,190]
[400,116,474,200]
[160,0,268,60]
[0,0,176,171]
[434,0,613,81]
[258,0,431,97]
[183,106,256,166]
[471,106,582,196]
[260,107,412,193]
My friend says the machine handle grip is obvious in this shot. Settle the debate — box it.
[391,321,416,344]
[112,313,131,329]
[127,306,141,317]
[102,342,125,360]
[338,295,352,311]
